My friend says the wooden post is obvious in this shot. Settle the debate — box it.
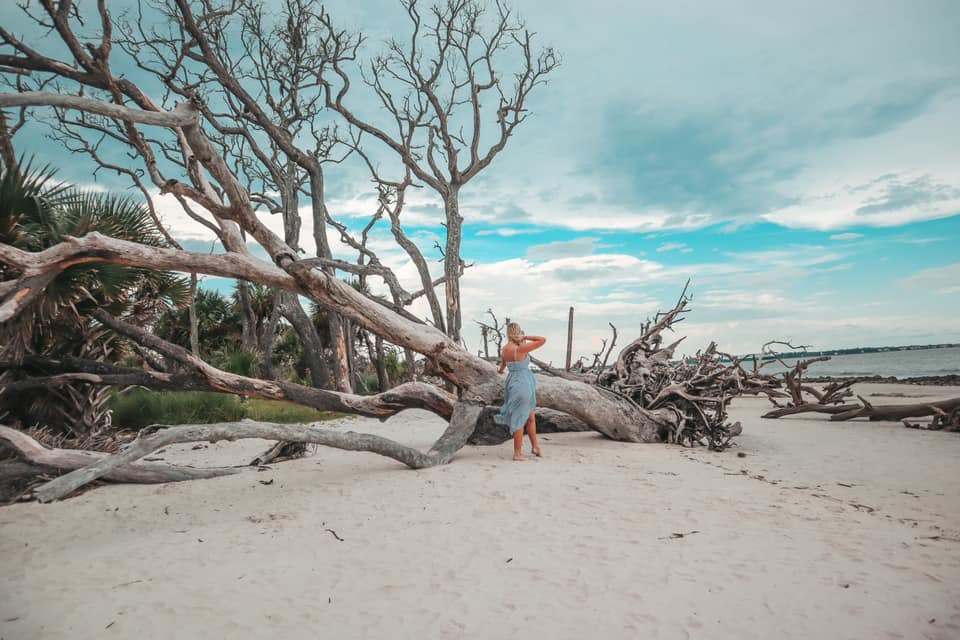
[565,306,574,371]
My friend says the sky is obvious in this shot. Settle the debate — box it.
[5,0,960,365]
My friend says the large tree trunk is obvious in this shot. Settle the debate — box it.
[1,234,679,441]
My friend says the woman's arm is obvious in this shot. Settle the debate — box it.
[518,335,546,354]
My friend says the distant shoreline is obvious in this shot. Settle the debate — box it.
[805,374,960,386]
[742,343,960,361]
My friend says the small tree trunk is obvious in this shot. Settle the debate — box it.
[279,292,329,388]
[442,185,463,345]
[236,279,257,353]
[345,318,357,391]
[0,110,19,184]
[375,334,388,392]
[258,292,282,379]
[188,273,200,356]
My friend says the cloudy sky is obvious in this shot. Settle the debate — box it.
[7,0,960,363]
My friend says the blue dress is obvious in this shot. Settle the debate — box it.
[495,355,537,434]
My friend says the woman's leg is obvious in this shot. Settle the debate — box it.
[513,428,526,461]
[526,412,541,456]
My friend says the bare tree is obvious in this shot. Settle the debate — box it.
[320,0,559,345]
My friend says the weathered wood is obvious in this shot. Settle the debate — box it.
[0,91,200,127]
[469,407,591,445]
[761,397,960,422]
[763,403,862,419]
[0,425,239,485]
[830,397,960,422]
[1,347,457,421]
[34,401,485,502]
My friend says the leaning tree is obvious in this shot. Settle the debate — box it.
[0,0,747,502]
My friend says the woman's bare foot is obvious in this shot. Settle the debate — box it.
[513,453,527,461]
[531,447,542,458]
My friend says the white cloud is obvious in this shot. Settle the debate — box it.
[476,228,542,237]
[526,237,599,260]
[903,237,947,245]
[698,289,788,309]
[458,253,669,361]
[896,262,960,295]
[656,242,689,253]
[829,233,863,241]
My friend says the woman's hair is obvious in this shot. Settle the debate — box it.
[506,322,523,344]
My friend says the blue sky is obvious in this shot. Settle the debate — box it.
[6,0,960,363]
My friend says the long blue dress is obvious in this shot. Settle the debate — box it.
[495,354,537,434]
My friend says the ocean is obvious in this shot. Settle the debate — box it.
[752,346,960,379]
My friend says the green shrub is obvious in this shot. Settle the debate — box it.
[109,389,244,429]
[244,399,344,424]
[217,348,259,377]
[109,389,346,428]
[354,372,381,396]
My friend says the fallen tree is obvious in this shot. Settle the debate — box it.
[0,1,747,501]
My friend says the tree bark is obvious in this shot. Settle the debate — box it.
[188,273,200,356]
[278,292,329,388]
[0,425,239,486]
[2,235,677,440]
[442,186,463,345]
[0,91,200,127]
[31,399,484,502]
[762,397,960,422]
[236,279,258,353]
[375,334,388,392]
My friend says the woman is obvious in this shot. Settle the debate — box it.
[495,322,547,461]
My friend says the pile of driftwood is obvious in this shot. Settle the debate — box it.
[526,287,747,450]
[732,344,960,431]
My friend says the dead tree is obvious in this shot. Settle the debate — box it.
[0,2,747,502]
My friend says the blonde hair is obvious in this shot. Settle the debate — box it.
[506,322,524,344]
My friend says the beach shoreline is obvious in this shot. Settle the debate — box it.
[1,382,958,639]
[806,375,960,386]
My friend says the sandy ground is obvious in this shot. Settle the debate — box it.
[1,382,959,640]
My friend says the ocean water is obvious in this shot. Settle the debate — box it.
[755,346,960,379]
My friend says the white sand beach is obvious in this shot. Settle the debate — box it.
[1,382,959,640]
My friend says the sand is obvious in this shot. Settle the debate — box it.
[1,382,959,640]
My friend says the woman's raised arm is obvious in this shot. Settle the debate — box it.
[518,335,546,355]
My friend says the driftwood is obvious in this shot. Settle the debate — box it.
[469,407,591,446]
[29,401,484,502]
[547,284,745,450]
[0,425,240,487]
[764,396,960,422]
[752,347,960,428]
[904,402,960,432]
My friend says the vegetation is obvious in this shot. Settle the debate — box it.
[109,389,345,430]
[0,158,187,435]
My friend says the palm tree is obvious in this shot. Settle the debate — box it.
[0,158,188,436]
[154,288,241,357]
